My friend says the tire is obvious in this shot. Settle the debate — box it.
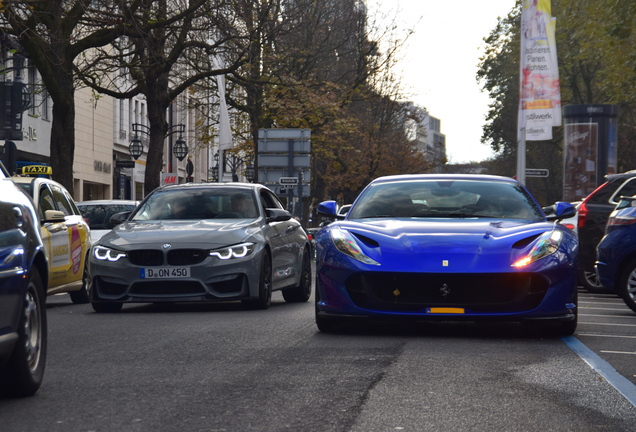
[578,267,606,293]
[0,267,47,397]
[242,250,272,310]
[69,258,90,304]
[91,302,123,313]
[618,258,636,313]
[559,290,578,336]
[282,249,311,303]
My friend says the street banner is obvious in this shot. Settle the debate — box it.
[518,0,561,141]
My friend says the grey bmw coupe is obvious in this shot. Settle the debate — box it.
[87,183,312,312]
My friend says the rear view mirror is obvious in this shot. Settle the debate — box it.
[43,209,65,223]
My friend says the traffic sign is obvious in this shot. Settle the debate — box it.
[258,139,310,154]
[258,154,311,168]
[258,128,311,139]
[115,160,136,168]
[258,169,310,183]
[279,177,299,185]
[526,169,549,177]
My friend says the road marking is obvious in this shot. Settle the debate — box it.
[580,306,634,311]
[579,314,636,319]
[578,333,636,339]
[578,322,636,327]
[601,351,636,355]
[562,336,636,407]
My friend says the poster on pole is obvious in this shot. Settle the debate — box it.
[518,0,561,141]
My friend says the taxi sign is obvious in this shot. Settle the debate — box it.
[22,165,53,176]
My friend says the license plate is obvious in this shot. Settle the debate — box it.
[426,307,465,314]
[140,267,190,279]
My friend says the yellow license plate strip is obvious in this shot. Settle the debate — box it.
[426,307,465,314]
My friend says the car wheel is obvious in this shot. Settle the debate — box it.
[69,258,90,304]
[0,267,47,397]
[559,290,578,336]
[578,267,606,293]
[91,302,123,313]
[242,250,272,310]
[282,249,311,303]
[618,258,636,313]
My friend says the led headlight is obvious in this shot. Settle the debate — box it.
[512,230,563,268]
[330,228,380,265]
[93,245,127,262]
[210,242,255,260]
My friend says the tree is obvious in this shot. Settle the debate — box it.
[0,0,131,194]
[477,0,636,204]
[77,0,264,193]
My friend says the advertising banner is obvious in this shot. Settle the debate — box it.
[563,122,598,202]
[518,0,561,141]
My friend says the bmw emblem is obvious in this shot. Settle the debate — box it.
[162,244,172,249]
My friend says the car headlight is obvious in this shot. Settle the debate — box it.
[512,230,563,268]
[330,228,380,266]
[209,243,255,260]
[93,245,127,262]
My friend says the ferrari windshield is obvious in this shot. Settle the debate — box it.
[348,179,544,221]
[132,188,259,221]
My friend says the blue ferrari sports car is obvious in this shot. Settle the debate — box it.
[314,174,578,334]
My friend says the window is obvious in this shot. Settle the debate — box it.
[28,65,37,116]
[39,187,56,219]
[50,185,72,216]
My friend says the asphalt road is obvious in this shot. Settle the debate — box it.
[1,276,636,431]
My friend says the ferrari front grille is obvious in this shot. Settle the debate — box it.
[345,272,549,313]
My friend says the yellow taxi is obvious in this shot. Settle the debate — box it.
[12,166,92,304]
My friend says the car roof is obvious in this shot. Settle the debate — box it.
[606,170,636,182]
[11,175,65,189]
[370,174,518,184]
[157,182,268,193]
[77,200,139,206]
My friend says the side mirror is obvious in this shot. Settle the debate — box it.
[43,209,65,223]
[265,208,292,223]
[317,200,345,220]
[109,211,132,226]
[545,202,576,221]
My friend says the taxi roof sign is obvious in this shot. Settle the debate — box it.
[22,165,53,176]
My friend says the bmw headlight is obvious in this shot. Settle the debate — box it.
[210,243,255,260]
[93,245,127,262]
[512,230,563,268]
[330,228,379,266]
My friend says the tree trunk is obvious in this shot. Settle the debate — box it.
[49,75,76,197]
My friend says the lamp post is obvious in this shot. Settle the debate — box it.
[129,123,187,165]
[223,151,254,182]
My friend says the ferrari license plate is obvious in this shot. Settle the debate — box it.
[140,267,190,279]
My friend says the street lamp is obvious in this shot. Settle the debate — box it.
[245,159,255,183]
[129,133,144,160]
[129,123,187,166]
[223,151,254,182]
[173,134,188,161]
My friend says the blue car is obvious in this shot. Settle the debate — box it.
[314,174,578,334]
[0,167,49,396]
[595,196,636,313]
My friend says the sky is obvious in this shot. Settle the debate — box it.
[366,0,518,164]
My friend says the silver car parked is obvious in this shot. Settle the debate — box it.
[87,183,312,312]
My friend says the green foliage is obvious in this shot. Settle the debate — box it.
[477,0,636,202]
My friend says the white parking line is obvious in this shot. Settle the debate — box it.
[578,322,636,327]
[580,307,634,311]
[579,314,636,319]
[601,351,636,355]
[578,333,636,339]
